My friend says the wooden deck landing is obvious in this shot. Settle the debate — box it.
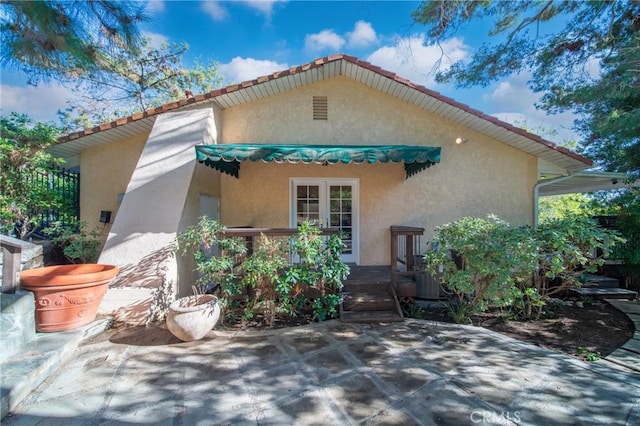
[340,265,417,323]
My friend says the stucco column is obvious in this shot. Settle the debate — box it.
[98,109,218,325]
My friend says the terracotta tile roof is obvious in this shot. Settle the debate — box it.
[56,53,591,166]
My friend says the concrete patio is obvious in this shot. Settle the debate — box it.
[3,319,640,425]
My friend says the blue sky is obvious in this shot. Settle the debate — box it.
[0,0,577,142]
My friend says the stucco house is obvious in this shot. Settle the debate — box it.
[49,54,600,324]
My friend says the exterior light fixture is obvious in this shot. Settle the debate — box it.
[455,137,467,145]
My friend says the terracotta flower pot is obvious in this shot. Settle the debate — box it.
[20,264,119,332]
[166,294,220,342]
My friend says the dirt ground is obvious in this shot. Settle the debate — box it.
[222,298,635,363]
[419,299,636,361]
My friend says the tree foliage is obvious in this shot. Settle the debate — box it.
[0,113,72,240]
[58,38,223,131]
[413,0,640,176]
[538,193,608,223]
[0,0,147,84]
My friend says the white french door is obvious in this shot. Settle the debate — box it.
[290,178,359,264]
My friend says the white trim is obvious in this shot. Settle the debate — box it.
[290,178,360,264]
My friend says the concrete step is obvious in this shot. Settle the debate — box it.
[340,310,403,323]
[0,318,109,420]
[343,292,395,311]
[571,287,637,300]
[0,291,36,364]
[582,274,620,289]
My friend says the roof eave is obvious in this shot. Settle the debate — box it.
[51,54,592,172]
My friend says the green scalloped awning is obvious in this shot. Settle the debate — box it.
[195,144,441,179]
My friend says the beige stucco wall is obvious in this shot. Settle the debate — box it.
[80,132,148,241]
[79,76,537,268]
[220,76,537,265]
[176,162,222,297]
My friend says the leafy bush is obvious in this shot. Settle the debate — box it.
[423,216,537,323]
[44,221,104,264]
[423,215,620,322]
[242,235,288,327]
[526,216,622,319]
[0,114,75,239]
[176,217,349,326]
[175,216,247,296]
[284,221,349,321]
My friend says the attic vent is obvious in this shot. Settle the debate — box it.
[313,96,328,120]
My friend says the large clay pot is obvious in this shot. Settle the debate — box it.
[20,264,119,332]
[166,294,220,342]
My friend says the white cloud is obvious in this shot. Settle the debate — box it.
[145,0,165,14]
[483,72,579,144]
[482,72,538,111]
[493,111,579,145]
[304,29,346,53]
[142,31,169,49]
[363,34,578,144]
[219,57,289,83]
[201,1,228,21]
[0,83,78,123]
[347,21,377,48]
[304,21,377,53]
[242,0,286,17]
[366,35,470,87]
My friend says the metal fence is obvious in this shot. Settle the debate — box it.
[29,165,80,235]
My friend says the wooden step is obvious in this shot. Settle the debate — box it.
[582,274,620,289]
[342,282,389,294]
[341,310,403,323]
[571,287,637,300]
[343,292,395,311]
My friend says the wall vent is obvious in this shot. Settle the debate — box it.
[313,96,328,120]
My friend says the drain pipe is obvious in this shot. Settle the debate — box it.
[533,174,574,227]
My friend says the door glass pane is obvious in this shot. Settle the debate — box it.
[330,186,341,198]
[296,185,320,226]
[295,181,355,259]
[329,185,352,255]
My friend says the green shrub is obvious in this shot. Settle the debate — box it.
[45,220,103,264]
[176,217,349,326]
[175,217,248,321]
[423,214,620,321]
[284,221,349,321]
[526,216,622,318]
[423,215,537,320]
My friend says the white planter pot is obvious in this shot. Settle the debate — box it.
[166,294,220,341]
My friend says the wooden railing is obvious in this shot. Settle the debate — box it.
[218,227,340,264]
[390,225,425,289]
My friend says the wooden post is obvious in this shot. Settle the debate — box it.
[390,229,398,290]
[405,234,414,272]
[1,238,22,293]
